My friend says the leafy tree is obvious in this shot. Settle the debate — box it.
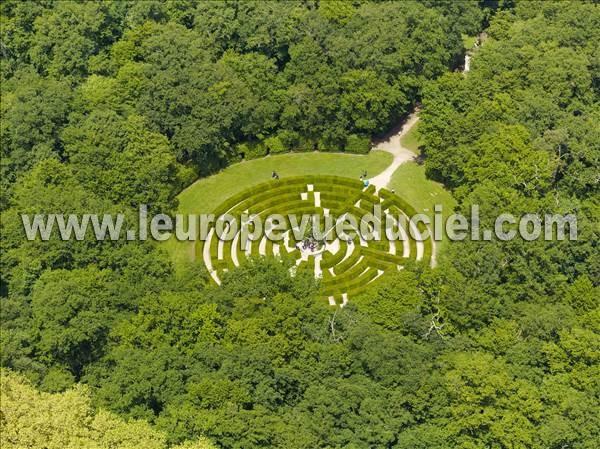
[0,369,216,449]
[62,111,190,212]
[29,268,123,375]
[28,1,125,79]
[339,69,405,134]
[0,71,72,207]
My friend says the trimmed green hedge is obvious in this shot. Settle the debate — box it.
[325,259,369,286]
[363,255,395,271]
[320,242,348,269]
[361,246,403,264]
[200,175,433,298]
[362,184,376,196]
[333,245,362,275]
[322,267,378,296]
[235,142,267,161]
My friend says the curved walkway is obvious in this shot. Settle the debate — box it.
[369,112,419,190]
[368,48,472,267]
[368,112,435,266]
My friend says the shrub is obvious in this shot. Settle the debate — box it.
[294,136,316,152]
[322,267,378,295]
[345,134,371,154]
[317,135,345,152]
[277,129,301,151]
[362,184,376,196]
[237,142,267,160]
[334,246,362,274]
[264,135,286,154]
[321,243,348,269]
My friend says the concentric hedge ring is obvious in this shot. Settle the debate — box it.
[196,176,432,306]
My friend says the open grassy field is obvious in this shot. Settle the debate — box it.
[388,162,457,254]
[178,151,392,214]
[163,150,393,266]
[399,120,422,154]
[395,115,456,255]
[164,131,457,266]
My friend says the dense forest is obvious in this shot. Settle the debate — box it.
[1,1,599,449]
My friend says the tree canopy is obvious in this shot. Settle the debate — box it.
[1,1,598,448]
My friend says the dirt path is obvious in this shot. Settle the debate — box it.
[369,111,419,191]
[370,42,473,189]
[367,46,475,268]
[366,111,435,265]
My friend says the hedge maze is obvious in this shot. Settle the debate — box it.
[197,175,432,306]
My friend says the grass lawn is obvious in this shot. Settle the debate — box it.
[388,162,457,255]
[163,150,392,266]
[400,120,421,154]
[395,114,456,255]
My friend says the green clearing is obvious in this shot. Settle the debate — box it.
[163,137,457,266]
[396,115,456,255]
[192,175,428,303]
[164,151,392,266]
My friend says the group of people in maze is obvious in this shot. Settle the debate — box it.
[268,168,376,254]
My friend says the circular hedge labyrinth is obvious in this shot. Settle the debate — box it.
[197,175,432,306]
